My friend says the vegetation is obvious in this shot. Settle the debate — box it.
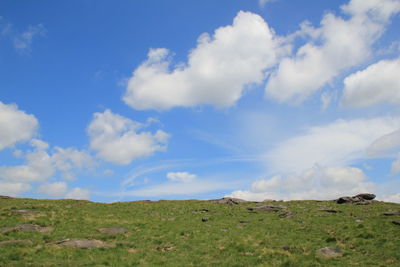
[0,197,399,266]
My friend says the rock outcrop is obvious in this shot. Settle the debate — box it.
[336,193,376,205]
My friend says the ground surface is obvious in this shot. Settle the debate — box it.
[0,197,399,266]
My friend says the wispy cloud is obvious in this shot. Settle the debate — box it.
[13,24,46,54]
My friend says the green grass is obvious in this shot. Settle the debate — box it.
[0,198,399,266]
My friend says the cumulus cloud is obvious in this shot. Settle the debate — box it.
[166,172,197,183]
[37,182,68,198]
[382,193,400,203]
[65,187,90,200]
[0,101,38,151]
[0,139,93,183]
[266,0,400,103]
[123,11,282,110]
[0,182,31,197]
[342,58,400,107]
[228,166,374,201]
[87,109,169,165]
[266,116,400,173]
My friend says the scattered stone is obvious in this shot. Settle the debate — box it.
[392,221,400,226]
[0,224,53,233]
[201,217,209,222]
[0,240,33,246]
[336,193,375,205]
[10,209,39,214]
[278,211,294,218]
[248,205,286,212]
[156,246,175,252]
[0,195,13,199]
[209,197,249,205]
[160,217,176,221]
[98,227,127,235]
[384,211,400,216]
[316,247,343,258]
[319,209,341,213]
[128,248,138,253]
[57,239,115,249]
[282,245,290,250]
[239,220,250,224]
[355,219,363,223]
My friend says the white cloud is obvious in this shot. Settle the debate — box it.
[87,109,169,165]
[65,187,90,200]
[391,155,400,175]
[266,0,400,103]
[166,172,197,183]
[119,179,233,197]
[382,193,400,203]
[266,116,400,173]
[0,182,31,197]
[0,101,38,151]
[0,139,93,183]
[37,182,68,198]
[228,166,374,201]
[342,58,400,107]
[123,11,282,110]
[13,24,46,53]
[259,0,275,8]
[367,129,400,157]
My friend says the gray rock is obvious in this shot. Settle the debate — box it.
[57,239,115,249]
[278,211,294,218]
[316,247,343,258]
[319,209,341,213]
[10,209,39,214]
[336,193,375,205]
[384,211,400,216]
[98,227,127,234]
[0,224,53,233]
[209,197,249,205]
[0,240,33,246]
[355,193,376,200]
[392,221,400,226]
[248,205,286,212]
[0,195,12,199]
[201,217,209,222]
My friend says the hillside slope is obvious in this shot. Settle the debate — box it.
[0,196,399,266]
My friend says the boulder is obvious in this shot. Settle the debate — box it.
[278,211,294,218]
[336,193,375,205]
[392,221,400,226]
[209,197,249,204]
[316,247,343,258]
[57,239,115,249]
[319,209,341,213]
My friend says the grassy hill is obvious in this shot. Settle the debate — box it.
[0,196,399,266]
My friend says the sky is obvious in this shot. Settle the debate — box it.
[0,0,400,203]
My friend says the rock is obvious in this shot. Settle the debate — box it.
[392,221,400,226]
[355,193,376,200]
[239,220,250,224]
[98,227,127,234]
[282,245,290,250]
[0,240,33,246]
[316,247,343,258]
[0,195,13,199]
[336,193,375,205]
[201,217,209,222]
[156,245,175,252]
[0,224,53,233]
[319,209,341,213]
[10,209,39,214]
[57,239,115,249]
[248,205,285,212]
[278,211,294,218]
[209,197,249,205]
[384,211,400,216]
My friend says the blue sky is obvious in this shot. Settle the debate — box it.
[1,0,400,202]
